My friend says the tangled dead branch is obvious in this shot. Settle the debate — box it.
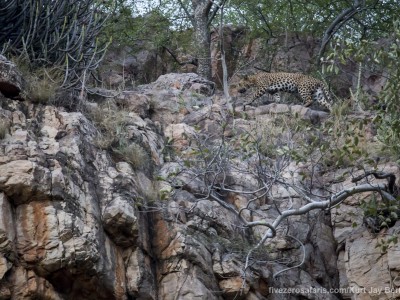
[165,118,399,284]
[352,171,398,196]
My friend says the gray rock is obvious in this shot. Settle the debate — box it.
[0,56,26,100]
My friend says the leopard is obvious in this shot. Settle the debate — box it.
[237,72,333,111]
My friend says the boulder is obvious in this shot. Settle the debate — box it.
[0,55,26,100]
[148,73,215,96]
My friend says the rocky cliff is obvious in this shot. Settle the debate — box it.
[0,55,399,300]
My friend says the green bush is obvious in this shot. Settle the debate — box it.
[322,20,400,160]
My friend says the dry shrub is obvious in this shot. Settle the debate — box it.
[113,142,151,172]
[88,100,152,172]
[13,56,62,103]
[27,68,62,103]
[89,101,130,149]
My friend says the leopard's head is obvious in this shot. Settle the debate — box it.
[236,74,257,94]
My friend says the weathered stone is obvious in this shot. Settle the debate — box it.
[149,73,215,96]
[159,269,218,300]
[219,277,250,299]
[252,103,329,122]
[116,91,152,119]
[345,231,392,298]
[0,255,11,281]
[125,248,156,299]
[102,196,138,247]
[0,56,25,100]
[0,160,51,205]
[87,87,120,103]
[0,193,15,259]
[164,123,196,151]
[10,267,62,300]
[387,227,400,271]
[0,284,11,299]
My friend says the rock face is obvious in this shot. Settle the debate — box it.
[0,55,25,100]
[0,98,160,299]
[0,56,399,300]
[210,25,247,87]
[331,164,400,300]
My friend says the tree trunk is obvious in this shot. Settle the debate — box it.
[219,4,230,99]
[192,0,212,80]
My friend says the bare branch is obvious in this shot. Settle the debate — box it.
[352,171,398,195]
[162,46,198,66]
[318,0,366,62]
[208,0,226,26]
[243,182,390,272]
[273,235,306,278]
[167,118,398,280]
[177,0,194,26]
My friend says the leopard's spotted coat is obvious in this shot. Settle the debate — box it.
[238,72,333,111]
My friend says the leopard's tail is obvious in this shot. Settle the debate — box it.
[320,84,333,111]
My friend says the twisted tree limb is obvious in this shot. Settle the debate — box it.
[317,0,366,63]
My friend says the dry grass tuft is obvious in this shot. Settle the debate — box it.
[88,100,153,172]
[89,101,130,150]
[26,68,62,103]
[113,142,151,172]
[12,56,63,103]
